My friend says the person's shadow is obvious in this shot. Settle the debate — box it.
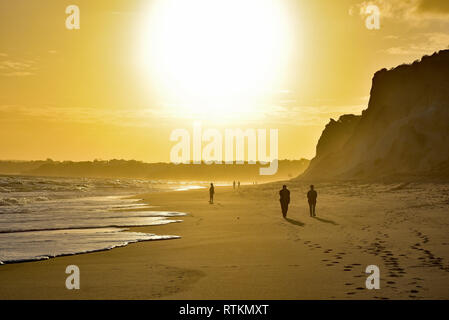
[312,216,338,225]
[284,217,305,227]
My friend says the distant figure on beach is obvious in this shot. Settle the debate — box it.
[233,181,236,190]
[238,181,240,189]
[279,185,290,218]
[209,183,215,204]
[307,185,317,217]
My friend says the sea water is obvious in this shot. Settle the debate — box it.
[0,175,196,264]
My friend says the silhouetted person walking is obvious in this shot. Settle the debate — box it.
[209,183,215,204]
[279,185,290,218]
[233,181,236,190]
[238,181,240,189]
[307,185,317,217]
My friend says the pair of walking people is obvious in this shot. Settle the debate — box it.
[279,185,317,218]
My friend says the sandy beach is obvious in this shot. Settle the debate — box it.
[1,181,449,299]
[2,0,449,306]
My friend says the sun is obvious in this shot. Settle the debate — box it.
[139,0,291,119]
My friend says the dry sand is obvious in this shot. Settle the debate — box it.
[1,181,449,299]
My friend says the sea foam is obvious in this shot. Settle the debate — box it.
[0,176,190,264]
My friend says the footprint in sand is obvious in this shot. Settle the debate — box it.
[389,273,400,278]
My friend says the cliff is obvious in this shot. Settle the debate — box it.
[300,50,449,181]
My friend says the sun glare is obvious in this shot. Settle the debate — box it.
[139,0,291,118]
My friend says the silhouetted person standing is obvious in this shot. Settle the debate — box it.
[307,185,317,217]
[238,181,240,189]
[209,183,215,204]
[233,181,236,190]
[279,185,290,218]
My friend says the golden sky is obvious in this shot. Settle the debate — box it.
[1,0,448,162]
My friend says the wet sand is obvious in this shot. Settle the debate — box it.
[1,182,449,299]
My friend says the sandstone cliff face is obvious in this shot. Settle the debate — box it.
[300,50,449,181]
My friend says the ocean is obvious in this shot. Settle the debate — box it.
[0,175,200,264]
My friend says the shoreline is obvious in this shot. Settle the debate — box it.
[1,182,449,299]
[0,191,187,265]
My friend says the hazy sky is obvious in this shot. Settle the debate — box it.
[1,0,448,162]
